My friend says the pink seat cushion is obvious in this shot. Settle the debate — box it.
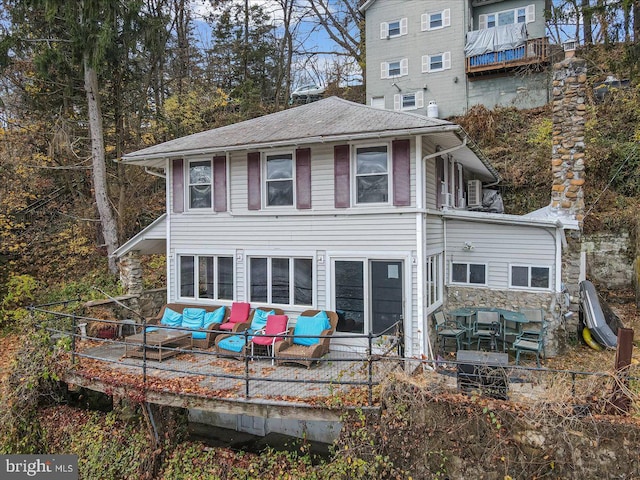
[252,315,288,346]
[219,322,235,331]
[228,302,251,324]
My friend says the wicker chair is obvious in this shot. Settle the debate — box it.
[274,310,338,368]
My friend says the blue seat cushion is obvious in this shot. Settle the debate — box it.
[182,308,206,329]
[250,309,274,331]
[160,307,182,327]
[293,311,330,347]
[203,306,226,329]
[218,335,246,353]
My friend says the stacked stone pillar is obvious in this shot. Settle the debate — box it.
[551,56,587,224]
[119,250,144,296]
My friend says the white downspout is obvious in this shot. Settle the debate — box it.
[415,135,425,358]
[165,158,172,302]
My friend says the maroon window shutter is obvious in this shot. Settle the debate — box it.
[296,148,312,209]
[213,155,227,212]
[334,145,350,208]
[435,156,444,209]
[392,139,411,206]
[172,158,184,213]
[247,152,261,210]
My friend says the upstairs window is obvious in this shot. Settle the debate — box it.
[355,145,389,204]
[394,91,424,111]
[422,52,451,73]
[265,152,293,206]
[381,58,408,79]
[188,160,212,209]
[421,9,450,31]
[479,5,534,29]
[380,18,407,39]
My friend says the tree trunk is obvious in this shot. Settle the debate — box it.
[582,0,593,44]
[84,54,119,274]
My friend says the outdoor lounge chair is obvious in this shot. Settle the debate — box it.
[215,307,284,359]
[218,302,252,332]
[250,314,289,365]
[274,310,338,368]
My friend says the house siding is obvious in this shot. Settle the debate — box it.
[445,219,556,289]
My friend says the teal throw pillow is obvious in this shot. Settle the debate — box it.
[182,308,205,329]
[250,309,274,331]
[160,307,182,327]
[203,306,226,329]
[292,311,330,346]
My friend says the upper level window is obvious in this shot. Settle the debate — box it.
[394,91,424,111]
[479,5,534,29]
[188,160,212,209]
[421,9,450,31]
[422,52,451,73]
[355,145,389,204]
[381,58,408,79]
[179,254,234,300]
[380,18,407,38]
[451,262,487,285]
[249,256,313,306]
[510,265,551,290]
[265,153,293,206]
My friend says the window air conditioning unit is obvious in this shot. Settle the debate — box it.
[467,180,483,207]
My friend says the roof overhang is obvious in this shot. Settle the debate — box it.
[112,214,167,258]
[440,208,579,230]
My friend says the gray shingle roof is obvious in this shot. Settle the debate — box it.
[122,96,454,162]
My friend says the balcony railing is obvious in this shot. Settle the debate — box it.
[465,37,549,77]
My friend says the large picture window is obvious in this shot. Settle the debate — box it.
[188,160,212,209]
[451,262,487,285]
[479,5,534,29]
[355,145,389,204]
[249,256,313,306]
[510,265,550,290]
[179,254,234,300]
[265,153,294,206]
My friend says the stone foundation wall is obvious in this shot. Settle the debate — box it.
[83,288,167,321]
[445,287,566,357]
[583,231,634,290]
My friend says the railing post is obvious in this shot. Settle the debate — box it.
[368,331,373,406]
[71,313,77,365]
[142,320,147,385]
[571,372,576,398]
[245,329,250,399]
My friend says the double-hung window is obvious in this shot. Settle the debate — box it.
[179,254,234,300]
[451,262,487,285]
[510,265,551,290]
[265,152,293,206]
[479,5,534,29]
[381,58,408,79]
[422,52,451,73]
[380,18,407,38]
[249,256,313,306]
[393,91,424,111]
[354,145,389,204]
[188,160,212,209]
[421,9,450,31]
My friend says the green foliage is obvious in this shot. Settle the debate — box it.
[526,117,553,149]
[0,274,37,328]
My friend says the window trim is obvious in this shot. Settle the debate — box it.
[248,255,315,307]
[509,264,552,291]
[422,52,451,73]
[262,150,295,208]
[177,253,235,301]
[186,158,213,211]
[421,8,451,31]
[449,261,488,286]
[352,142,391,206]
[426,252,444,310]
[380,17,408,39]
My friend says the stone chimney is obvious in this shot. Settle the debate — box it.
[551,48,587,225]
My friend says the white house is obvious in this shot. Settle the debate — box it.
[116,97,577,358]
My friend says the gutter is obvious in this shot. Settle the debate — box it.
[120,125,461,164]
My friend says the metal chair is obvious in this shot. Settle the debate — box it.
[518,308,546,360]
[433,311,466,353]
[474,311,501,351]
[514,318,546,367]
